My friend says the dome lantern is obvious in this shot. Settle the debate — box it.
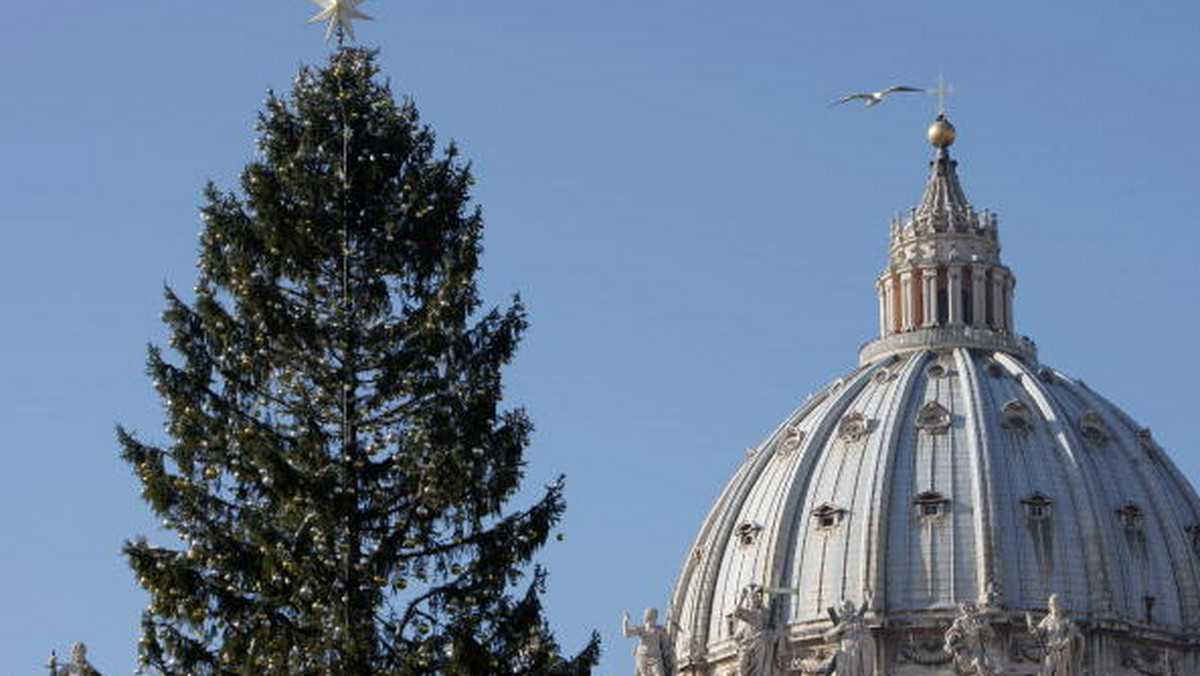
[861,116,1031,365]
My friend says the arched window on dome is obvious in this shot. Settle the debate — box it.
[1079,412,1111,447]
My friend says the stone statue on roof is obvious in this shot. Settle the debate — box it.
[48,642,101,676]
[623,607,671,676]
[733,585,771,676]
[945,602,998,676]
[824,599,876,676]
[1026,594,1084,676]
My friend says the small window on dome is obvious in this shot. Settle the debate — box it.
[913,491,950,520]
[1116,504,1143,532]
[926,363,948,379]
[873,368,892,384]
[985,360,1005,378]
[1022,493,1053,522]
[811,503,846,531]
[1037,367,1057,384]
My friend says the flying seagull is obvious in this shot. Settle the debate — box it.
[833,85,925,107]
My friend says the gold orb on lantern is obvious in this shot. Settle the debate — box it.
[928,115,957,148]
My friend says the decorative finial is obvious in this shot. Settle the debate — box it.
[307,0,373,43]
[928,114,956,149]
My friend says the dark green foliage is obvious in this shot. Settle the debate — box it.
[120,47,598,675]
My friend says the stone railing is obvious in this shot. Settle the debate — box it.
[858,326,1037,365]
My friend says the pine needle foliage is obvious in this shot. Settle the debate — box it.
[120,47,599,675]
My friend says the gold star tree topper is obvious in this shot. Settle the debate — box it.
[308,0,373,42]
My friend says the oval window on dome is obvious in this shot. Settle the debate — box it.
[1001,400,1034,434]
[1079,412,1110,447]
[985,359,1005,378]
[735,522,763,547]
[776,425,805,458]
[926,363,948,379]
[838,412,870,443]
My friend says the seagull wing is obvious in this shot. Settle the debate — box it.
[832,92,875,106]
[881,85,925,96]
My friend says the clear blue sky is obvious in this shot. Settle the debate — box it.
[2,2,1198,673]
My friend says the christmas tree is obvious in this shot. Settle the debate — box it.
[119,46,599,675]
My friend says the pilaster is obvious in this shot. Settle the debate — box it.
[990,269,1006,332]
[922,266,938,328]
[900,270,915,331]
[947,265,963,327]
[971,266,987,328]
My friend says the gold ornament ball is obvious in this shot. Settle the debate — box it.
[928,117,957,148]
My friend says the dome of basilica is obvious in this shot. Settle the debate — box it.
[641,118,1200,676]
